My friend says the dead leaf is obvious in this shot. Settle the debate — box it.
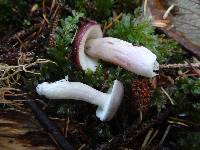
[147,0,200,58]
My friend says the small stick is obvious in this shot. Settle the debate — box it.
[64,117,70,137]
[103,13,123,33]
[160,62,200,69]
[26,100,73,150]
[143,0,148,18]
[50,0,56,14]
[161,87,175,105]
[163,4,174,19]
[78,144,86,150]
[141,128,154,150]
[16,35,26,48]
[146,129,159,146]
[159,125,171,146]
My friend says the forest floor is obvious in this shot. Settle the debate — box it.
[0,0,200,150]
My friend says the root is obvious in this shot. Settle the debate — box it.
[0,52,56,87]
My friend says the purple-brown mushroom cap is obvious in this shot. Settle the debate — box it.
[73,21,103,71]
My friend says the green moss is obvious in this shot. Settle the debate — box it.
[42,11,84,80]
[48,11,84,65]
[151,89,168,112]
[177,77,200,96]
[107,13,158,49]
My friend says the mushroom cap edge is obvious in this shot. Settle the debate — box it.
[73,21,103,72]
[96,80,124,121]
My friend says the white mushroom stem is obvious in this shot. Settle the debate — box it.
[85,37,159,77]
[36,78,124,121]
[36,79,107,106]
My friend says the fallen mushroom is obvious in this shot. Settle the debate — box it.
[36,78,124,121]
[73,21,159,78]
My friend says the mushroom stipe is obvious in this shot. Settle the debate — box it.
[36,77,124,121]
[73,21,159,78]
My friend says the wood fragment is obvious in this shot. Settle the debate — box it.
[0,110,57,150]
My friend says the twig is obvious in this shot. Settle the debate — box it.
[141,128,154,150]
[144,0,148,18]
[160,62,200,69]
[6,24,40,42]
[27,100,73,150]
[78,144,86,150]
[146,129,159,146]
[152,19,170,28]
[103,13,123,33]
[187,62,200,76]
[161,87,175,105]
[16,35,26,48]
[163,4,174,19]
[50,0,56,14]
[42,0,49,24]
[168,120,189,127]
[52,4,60,20]
[49,3,60,47]
[159,125,171,146]
[64,117,70,137]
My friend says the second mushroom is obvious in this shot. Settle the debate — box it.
[36,77,124,121]
[73,21,159,78]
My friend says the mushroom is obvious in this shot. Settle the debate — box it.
[73,21,159,78]
[36,77,124,121]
